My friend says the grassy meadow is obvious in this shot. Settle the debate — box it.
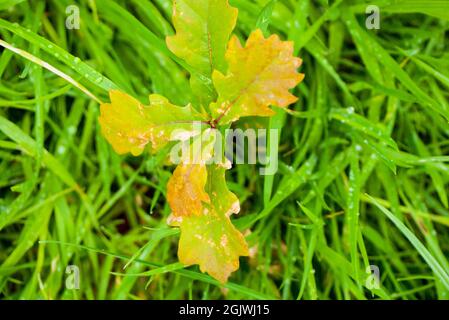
[1,0,449,300]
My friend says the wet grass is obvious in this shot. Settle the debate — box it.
[1,0,449,300]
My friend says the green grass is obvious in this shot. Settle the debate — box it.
[1,0,449,300]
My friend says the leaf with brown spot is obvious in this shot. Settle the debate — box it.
[167,164,210,218]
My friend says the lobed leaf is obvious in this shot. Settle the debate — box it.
[166,0,238,105]
[166,0,237,75]
[169,165,248,283]
[211,29,304,125]
[99,90,206,156]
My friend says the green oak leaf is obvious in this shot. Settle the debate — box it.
[166,0,238,106]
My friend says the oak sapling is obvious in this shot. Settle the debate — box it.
[99,0,304,283]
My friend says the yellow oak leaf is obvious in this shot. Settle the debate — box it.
[167,164,210,218]
[175,211,248,283]
[169,165,248,283]
[211,29,305,125]
[99,90,206,156]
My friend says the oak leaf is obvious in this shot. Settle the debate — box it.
[166,0,238,105]
[211,29,305,125]
[99,90,206,156]
[168,165,248,283]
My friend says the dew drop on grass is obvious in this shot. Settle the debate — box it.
[67,126,76,135]
[57,145,66,154]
